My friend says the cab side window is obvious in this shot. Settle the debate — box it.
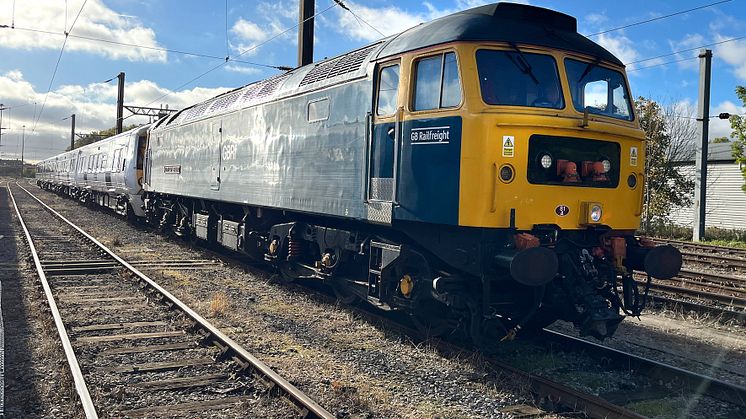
[376,64,400,116]
[413,52,462,111]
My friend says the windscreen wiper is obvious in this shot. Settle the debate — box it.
[508,42,539,85]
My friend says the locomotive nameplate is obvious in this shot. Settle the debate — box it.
[409,126,451,144]
[164,165,181,174]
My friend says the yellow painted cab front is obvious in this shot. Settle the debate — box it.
[441,43,647,232]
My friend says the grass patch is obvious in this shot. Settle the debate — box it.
[160,269,193,287]
[702,239,746,249]
[627,397,686,418]
[209,292,229,316]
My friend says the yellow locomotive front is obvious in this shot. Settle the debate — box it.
[389,31,682,341]
[458,44,644,232]
[445,43,681,339]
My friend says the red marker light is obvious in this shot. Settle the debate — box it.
[557,160,580,183]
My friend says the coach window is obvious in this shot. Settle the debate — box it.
[413,52,462,111]
[376,64,400,116]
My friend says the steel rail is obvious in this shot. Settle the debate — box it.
[678,268,746,286]
[540,329,746,407]
[483,354,647,419]
[682,252,746,269]
[6,185,99,419]
[653,238,746,257]
[636,279,746,308]
[648,294,746,322]
[14,183,334,419]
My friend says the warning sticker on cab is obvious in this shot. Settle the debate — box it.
[630,146,638,166]
[502,136,515,157]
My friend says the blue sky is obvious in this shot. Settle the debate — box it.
[0,0,745,161]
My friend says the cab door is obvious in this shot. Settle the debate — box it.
[365,60,402,225]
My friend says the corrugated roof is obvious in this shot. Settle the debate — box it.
[673,142,736,164]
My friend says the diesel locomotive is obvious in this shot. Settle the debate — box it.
[37,3,682,346]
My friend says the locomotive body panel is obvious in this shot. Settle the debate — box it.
[147,78,373,220]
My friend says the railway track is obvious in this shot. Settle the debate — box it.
[632,238,746,320]
[538,330,746,409]
[7,182,333,418]
[653,238,746,258]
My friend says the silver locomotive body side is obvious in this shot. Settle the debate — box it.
[146,63,376,221]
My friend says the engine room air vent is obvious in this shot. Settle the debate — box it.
[176,101,211,124]
[299,43,380,86]
[241,73,291,106]
[207,90,243,115]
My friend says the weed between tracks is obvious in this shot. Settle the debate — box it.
[209,292,229,317]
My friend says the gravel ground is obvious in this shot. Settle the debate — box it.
[26,184,537,418]
[1,180,84,418]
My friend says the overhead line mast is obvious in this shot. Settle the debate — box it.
[298,0,315,67]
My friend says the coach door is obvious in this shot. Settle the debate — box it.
[365,61,401,225]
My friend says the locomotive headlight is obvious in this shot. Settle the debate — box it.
[590,204,603,222]
[581,201,603,225]
[600,159,611,173]
[539,153,553,169]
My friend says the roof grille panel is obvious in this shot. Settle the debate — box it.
[299,43,379,86]
[181,101,211,123]
[207,90,243,114]
[241,73,290,106]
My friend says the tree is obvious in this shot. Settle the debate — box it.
[635,97,696,230]
[730,86,746,192]
[712,136,730,143]
[65,124,140,151]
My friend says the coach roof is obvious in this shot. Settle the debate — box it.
[375,2,623,66]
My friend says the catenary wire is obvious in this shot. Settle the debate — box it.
[585,0,732,37]
[138,1,339,109]
[32,0,88,133]
[0,26,287,70]
[333,0,385,38]
[627,35,746,65]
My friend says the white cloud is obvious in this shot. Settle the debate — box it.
[668,33,705,71]
[325,0,510,43]
[0,70,229,162]
[225,64,262,76]
[0,0,166,62]
[595,33,641,67]
[584,12,608,27]
[330,2,426,42]
[711,100,746,140]
[231,19,269,43]
[714,35,746,82]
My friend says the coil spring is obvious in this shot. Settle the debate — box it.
[287,236,302,261]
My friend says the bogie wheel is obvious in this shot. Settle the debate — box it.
[410,298,461,337]
[331,278,360,305]
[474,317,510,354]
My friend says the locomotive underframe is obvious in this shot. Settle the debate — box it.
[138,190,657,345]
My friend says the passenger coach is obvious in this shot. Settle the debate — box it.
[38,125,149,217]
